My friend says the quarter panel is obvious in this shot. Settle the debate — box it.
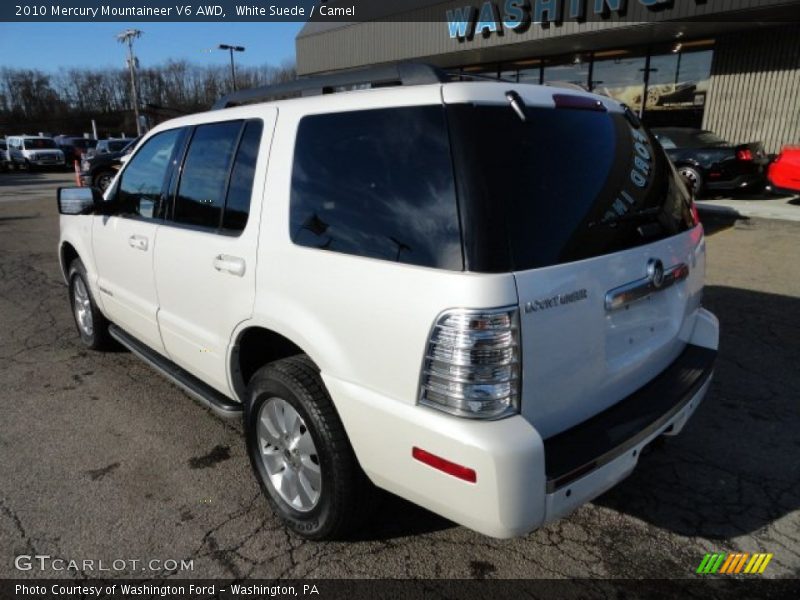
[253,101,519,407]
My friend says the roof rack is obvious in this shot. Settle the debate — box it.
[213,63,448,110]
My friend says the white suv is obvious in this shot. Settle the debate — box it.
[7,135,64,169]
[57,64,719,540]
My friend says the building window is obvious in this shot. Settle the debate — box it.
[643,46,713,128]
[543,53,591,89]
[590,50,648,112]
[458,39,714,128]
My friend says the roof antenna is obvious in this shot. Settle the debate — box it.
[505,90,527,122]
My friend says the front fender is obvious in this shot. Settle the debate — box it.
[59,216,103,310]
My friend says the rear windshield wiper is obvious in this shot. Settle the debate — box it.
[588,206,663,228]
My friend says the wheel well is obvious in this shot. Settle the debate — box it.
[60,242,79,280]
[232,327,306,394]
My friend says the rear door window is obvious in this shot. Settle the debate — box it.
[222,120,263,233]
[174,121,242,229]
[289,106,462,270]
[171,119,262,233]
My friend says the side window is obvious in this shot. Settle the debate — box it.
[222,120,263,232]
[117,128,183,220]
[289,107,462,270]
[174,121,242,229]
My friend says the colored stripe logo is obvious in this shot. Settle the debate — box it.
[696,553,773,574]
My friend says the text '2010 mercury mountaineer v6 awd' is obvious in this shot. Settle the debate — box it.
[56,64,718,540]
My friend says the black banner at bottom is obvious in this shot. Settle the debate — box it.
[2,579,799,600]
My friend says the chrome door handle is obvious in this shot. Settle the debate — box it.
[128,235,148,251]
[213,254,246,277]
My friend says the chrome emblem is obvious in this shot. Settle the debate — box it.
[647,258,665,289]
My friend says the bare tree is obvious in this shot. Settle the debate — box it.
[0,60,296,135]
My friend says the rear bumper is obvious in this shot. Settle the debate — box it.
[543,344,716,493]
[327,309,718,538]
[542,367,712,526]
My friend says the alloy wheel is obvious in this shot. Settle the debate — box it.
[72,277,94,337]
[257,397,322,512]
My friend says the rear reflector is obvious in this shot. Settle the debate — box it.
[552,93,606,112]
[412,447,477,483]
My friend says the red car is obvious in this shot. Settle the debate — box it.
[767,146,800,195]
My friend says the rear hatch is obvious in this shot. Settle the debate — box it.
[445,85,705,438]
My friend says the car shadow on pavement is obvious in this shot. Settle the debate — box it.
[699,211,743,236]
[0,171,53,187]
[353,490,457,541]
[594,284,800,540]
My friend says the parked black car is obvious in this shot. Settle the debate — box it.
[89,138,134,158]
[54,136,98,168]
[652,127,768,196]
[80,136,140,191]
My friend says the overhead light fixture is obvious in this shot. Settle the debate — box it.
[573,54,582,65]
[672,42,683,53]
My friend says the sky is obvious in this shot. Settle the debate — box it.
[0,22,304,72]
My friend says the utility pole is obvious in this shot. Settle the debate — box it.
[117,29,143,135]
[218,44,245,91]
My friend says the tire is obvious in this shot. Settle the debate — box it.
[244,355,374,540]
[678,165,704,197]
[93,170,115,192]
[68,259,112,350]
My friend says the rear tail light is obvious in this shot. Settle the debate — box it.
[418,306,520,419]
[736,148,753,161]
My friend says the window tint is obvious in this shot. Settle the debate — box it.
[222,120,263,232]
[117,128,183,220]
[448,105,695,271]
[174,121,242,229]
[290,107,462,270]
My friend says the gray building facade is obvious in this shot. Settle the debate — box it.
[296,1,800,152]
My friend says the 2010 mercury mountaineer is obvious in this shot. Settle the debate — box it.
[56,64,719,540]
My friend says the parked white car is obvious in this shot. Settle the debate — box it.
[56,64,718,540]
[7,135,64,169]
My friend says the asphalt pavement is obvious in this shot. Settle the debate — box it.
[0,171,798,579]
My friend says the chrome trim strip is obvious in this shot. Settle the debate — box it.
[605,262,689,311]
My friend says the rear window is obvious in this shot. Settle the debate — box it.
[289,106,462,270]
[447,104,696,272]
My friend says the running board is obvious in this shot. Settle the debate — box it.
[109,324,242,419]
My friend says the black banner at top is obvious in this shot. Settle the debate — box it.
[2,0,799,23]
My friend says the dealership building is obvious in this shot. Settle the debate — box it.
[296,0,800,152]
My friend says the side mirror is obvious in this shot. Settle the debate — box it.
[57,187,103,215]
